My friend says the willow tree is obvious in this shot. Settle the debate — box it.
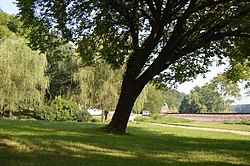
[0,37,48,112]
[17,0,250,133]
[74,61,122,111]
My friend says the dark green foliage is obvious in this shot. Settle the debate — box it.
[225,38,250,83]
[34,97,91,122]
[7,21,19,33]
[45,43,80,100]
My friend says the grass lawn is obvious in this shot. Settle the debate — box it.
[0,118,249,165]
[134,115,250,132]
[172,121,250,132]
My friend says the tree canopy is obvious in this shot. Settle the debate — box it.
[17,0,250,133]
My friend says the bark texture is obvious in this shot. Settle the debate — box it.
[107,66,146,134]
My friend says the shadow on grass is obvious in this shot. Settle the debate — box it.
[0,118,249,166]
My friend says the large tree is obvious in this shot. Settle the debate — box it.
[17,0,250,133]
[0,36,48,112]
[74,61,122,111]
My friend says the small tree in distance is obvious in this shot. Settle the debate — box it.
[17,0,250,134]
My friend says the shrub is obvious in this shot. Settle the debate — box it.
[34,107,56,121]
[33,96,91,122]
[72,109,92,122]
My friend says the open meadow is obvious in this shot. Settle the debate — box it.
[134,114,250,132]
[0,118,249,165]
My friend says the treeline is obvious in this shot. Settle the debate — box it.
[0,11,245,120]
[179,74,241,113]
[0,11,184,117]
[230,105,250,113]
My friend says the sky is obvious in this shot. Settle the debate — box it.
[0,1,18,14]
[0,1,249,105]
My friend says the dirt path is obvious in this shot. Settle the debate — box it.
[151,123,250,136]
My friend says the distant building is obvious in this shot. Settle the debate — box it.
[161,103,170,114]
[161,103,179,114]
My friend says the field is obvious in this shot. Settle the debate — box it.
[134,115,250,132]
[171,121,250,132]
[165,113,250,122]
[0,118,250,165]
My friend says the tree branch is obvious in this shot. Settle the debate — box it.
[144,0,157,18]
[108,1,139,48]
[178,30,250,60]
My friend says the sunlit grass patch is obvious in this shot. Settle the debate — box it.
[172,121,250,132]
[134,114,192,123]
[134,114,250,132]
[0,137,32,153]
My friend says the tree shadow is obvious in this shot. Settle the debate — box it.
[0,119,249,165]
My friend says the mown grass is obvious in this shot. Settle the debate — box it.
[134,115,250,132]
[172,121,250,132]
[134,114,192,123]
[0,118,249,165]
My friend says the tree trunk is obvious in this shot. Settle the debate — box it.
[107,75,145,134]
